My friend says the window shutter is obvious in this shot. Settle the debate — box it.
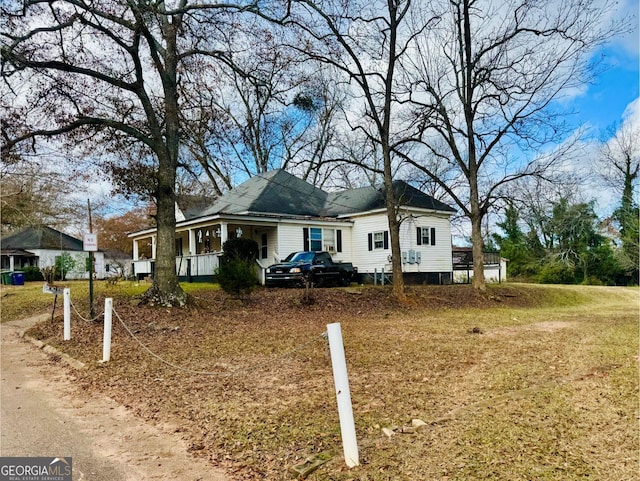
[368,233,373,251]
[303,228,309,251]
[383,230,389,249]
[416,227,422,245]
[337,229,342,252]
[431,227,436,246]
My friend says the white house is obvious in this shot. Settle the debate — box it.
[0,225,108,280]
[452,247,508,284]
[128,169,458,284]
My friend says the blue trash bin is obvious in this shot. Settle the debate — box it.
[11,272,24,286]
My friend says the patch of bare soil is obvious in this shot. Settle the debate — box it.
[25,284,553,480]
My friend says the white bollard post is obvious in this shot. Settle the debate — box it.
[327,322,359,467]
[102,298,113,363]
[63,288,71,341]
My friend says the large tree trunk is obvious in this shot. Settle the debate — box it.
[469,175,486,290]
[146,167,187,307]
[143,19,187,307]
[383,146,406,301]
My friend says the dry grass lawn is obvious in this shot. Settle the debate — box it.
[5,281,639,480]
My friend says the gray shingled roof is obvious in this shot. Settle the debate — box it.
[181,169,455,221]
[1,225,84,251]
[198,170,328,217]
[325,181,456,216]
[176,194,216,220]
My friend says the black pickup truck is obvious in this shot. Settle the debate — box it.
[265,251,356,287]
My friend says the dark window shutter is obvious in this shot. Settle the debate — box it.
[416,227,422,245]
[431,228,436,246]
[303,228,309,251]
[383,230,389,249]
[368,233,373,251]
[337,229,342,252]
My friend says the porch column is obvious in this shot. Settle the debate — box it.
[188,229,197,256]
[9,256,15,271]
[151,235,157,259]
[219,222,228,247]
[133,239,139,260]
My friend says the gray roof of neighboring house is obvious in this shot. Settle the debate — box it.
[179,169,455,221]
[1,225,84,251]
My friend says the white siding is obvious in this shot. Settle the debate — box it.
[349,211,453,274]
[400,215,452,272]
[275,223,353,263]
[276,224,304,260]
[350,213,392,274]
[31,249,107,279]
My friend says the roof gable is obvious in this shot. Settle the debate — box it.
[325,180,456,216]
[200,170,327,217]
[1,225,84,251]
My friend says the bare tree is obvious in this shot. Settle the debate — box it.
[597,120,639,275]
[287,0,439,300]
[404,0,626,289]
[1,0,285,306]
[179,28,348,192]
[0,152,84,234]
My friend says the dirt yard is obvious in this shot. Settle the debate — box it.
[21,283,640,480]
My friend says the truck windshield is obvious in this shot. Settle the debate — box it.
[286,252,315,263]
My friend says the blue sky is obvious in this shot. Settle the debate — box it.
[572,56,638,135]
[569,2,639,138]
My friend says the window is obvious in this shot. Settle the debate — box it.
[304,228,343,252]
[368,230,389,251]
[310,228,322,251]
[323,229,335,252]
[416,227,436,246]
[374,232,384,249]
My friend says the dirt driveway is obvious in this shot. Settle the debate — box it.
[1,315,230,481]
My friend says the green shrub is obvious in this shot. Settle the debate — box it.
[582,275,604,286]
[221,237,259,263]
[536,261,575,284]
[22,266,44,282]
[216,238,259,298]
[54,252,76,281]
[216,258,257,298]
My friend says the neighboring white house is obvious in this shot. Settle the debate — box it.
[452,247,508,284]
[1,225,109,280]
[128,169,459,285]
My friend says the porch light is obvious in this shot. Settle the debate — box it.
[215,228,221,237]
[236,227,243,237]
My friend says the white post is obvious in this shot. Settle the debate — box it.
[327,322,359,467]
[63,288,71,341]
[102,298,113,363]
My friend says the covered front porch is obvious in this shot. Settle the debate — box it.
[130,216,279,283]
[1,249,38,272]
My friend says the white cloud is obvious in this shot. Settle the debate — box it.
[621,97,640,127]
[611,0,640,57]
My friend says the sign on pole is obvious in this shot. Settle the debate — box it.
[83,233,98,252]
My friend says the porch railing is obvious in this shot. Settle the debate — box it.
[176,253,220,278]
[132,252,221,279]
